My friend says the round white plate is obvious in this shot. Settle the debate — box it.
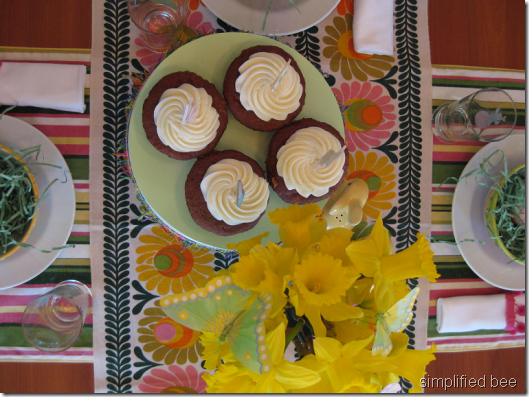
[452,133,526,291]
[0,115,76,290]
[202,0,340,36]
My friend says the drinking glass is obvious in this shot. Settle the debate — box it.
[22,280,92,352]
[128,0,189,53]
[432,87,517,143]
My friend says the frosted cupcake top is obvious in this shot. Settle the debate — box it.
[235,52,303,122]
[154,84,220,152]
[276,127,345,198]
[200,159,270,225]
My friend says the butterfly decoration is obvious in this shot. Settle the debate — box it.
[160,275,273,374]
[372,281,420,357]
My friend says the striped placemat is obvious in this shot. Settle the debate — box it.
[428,65,525,352]
[0,47,92,362]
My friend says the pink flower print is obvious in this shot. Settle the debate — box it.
[134,37,165,73]
[138,364,207,393]
[333,81,396,152]
[185,9,213,35]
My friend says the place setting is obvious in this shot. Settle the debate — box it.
[0,61,88,290]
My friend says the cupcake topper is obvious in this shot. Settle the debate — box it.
[314,145,346,170]
[271,59,291,92]
[182,102,198,125]
[236,180,245,208]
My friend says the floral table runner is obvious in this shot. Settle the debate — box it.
[0,47,92,362]
[90,0,434,392]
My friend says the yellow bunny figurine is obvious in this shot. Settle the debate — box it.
[322,178,369,230]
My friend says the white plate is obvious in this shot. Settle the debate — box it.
[202,0,340,36]
[0,116,75,290]
[452,134,526,291]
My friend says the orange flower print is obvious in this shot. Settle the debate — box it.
[136,226,215,295]
[322,13,394,81]
[347,151,396,220]
[189,0,201,10]
[138,304,203,365]
[337,0,353,16]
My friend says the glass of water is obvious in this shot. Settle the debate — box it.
[22,280,92,352]
[128,0,189,53]
[432,87,517,143]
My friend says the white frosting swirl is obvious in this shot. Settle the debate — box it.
[235,52,303,122]
[200,159,270,225]
[276,127,345,198]
[153,84,220,152]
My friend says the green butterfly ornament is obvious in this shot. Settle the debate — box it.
[372,286,420,357]
[160,275,273,374]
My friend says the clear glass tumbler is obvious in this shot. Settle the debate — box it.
[22,280,92,352]
[432,87,517,143]
[128,0,189,53]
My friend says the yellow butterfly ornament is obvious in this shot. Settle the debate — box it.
[372,273,420,357]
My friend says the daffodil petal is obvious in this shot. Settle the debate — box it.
[275,360,321,389]
[226,232,270,255]
[327,357,365,392]
[388,333,409,358]
[354,349,398,373]
[268,203,321,227]
[320,300,364,321]
[370,214,392,257]
[305,305,326,337]
[345,239,381,277]
[388,344,437,391]
[314,337,343,363]
[274,246,298,278]
[342,331,375,358]
[279,221,313,254]
[266,322,286,366]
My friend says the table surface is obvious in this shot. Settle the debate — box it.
[0,0,525,393]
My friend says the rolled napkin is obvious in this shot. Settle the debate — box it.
[0,62,87,113]
[353,0,395,56]
[436,292,525,333]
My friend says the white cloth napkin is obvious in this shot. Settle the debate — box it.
[353,0,395,56]
[0,62,87,113]
[436,293,527,333]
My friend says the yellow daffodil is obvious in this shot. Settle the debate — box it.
[288,252,363,336]
[292,336,379,393]
[269,204,327,255]
[353,334,437,392]
[380,233,439,283]
[268,203,321,227]
[230,253,287,318]
[303,228,361,278]
[346,214,439,282]
[387,343,437,393]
